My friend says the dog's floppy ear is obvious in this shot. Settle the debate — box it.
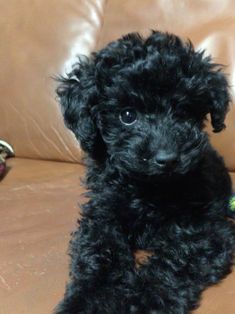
[56,59,101,156]
[205,64,231,133]
[186,45,231,132]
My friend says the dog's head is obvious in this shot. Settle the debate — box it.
[57,31,230,177]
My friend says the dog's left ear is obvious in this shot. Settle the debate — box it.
[56,60,104,159]
[206,65,231,133]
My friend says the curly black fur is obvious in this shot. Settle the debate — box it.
[54,31,235,314]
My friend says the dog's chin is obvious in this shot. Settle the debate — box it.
[123,162,197,182]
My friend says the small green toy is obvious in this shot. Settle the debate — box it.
[229,194,235,212]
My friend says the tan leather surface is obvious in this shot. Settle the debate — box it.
[98,0,235,171]
[0,0,106,162]
[0,158,234,313]
[0,158,84,314]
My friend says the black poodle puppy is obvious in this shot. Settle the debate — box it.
[54,31,235,314]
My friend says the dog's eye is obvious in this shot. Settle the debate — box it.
[119,109,137,125]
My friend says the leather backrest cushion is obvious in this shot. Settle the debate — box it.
[0,0,106,162]
[97,0,235,171]
[1,0,234,169]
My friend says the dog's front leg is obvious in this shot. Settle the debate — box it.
[128,219,235,314]
[54,216,134,314]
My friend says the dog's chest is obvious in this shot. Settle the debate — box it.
[119,174,209,228]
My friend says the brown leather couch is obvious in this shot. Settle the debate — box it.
[0,1,235,313]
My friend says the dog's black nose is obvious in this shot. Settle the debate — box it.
[155,151,177,168]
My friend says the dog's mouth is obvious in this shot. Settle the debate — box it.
[144,165,180,178]
[126,167,182,184]
[119,158,181,180]
[129,155,202,179]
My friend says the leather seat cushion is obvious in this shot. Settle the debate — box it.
[1,158,234,313]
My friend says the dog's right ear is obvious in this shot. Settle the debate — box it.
[56,60,100,156]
